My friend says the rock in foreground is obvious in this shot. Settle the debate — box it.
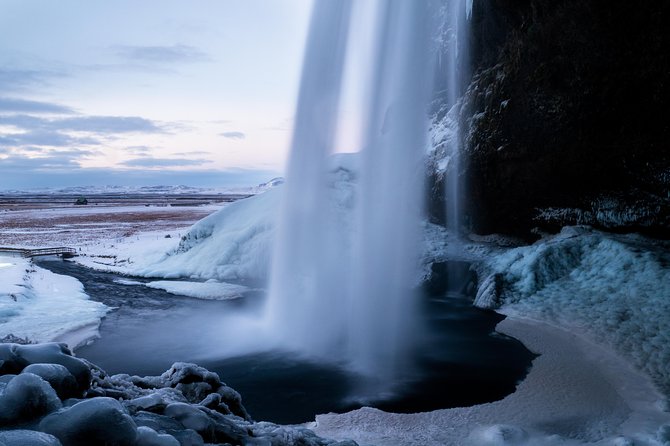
[0,342,357,446]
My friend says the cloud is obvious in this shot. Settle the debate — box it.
[0,97,75,114]
[56,116,165,133]
[171,150,210,156]
[220,131,246,139]
[113,44,209,63]
[0,68,65,92]
[0,114,166,149]
[0,153,84,170]
[119,157,212,168]
[0,114,164,133]
[124,145,153,154]
[0,129,100,147]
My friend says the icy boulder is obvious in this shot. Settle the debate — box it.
[22,364,79,400]
[136,426,180,446]
[39,397,139,446]
[0,344,356,446]
[0,343,91,395]
[0,430,62,446]
[0,373,62,425]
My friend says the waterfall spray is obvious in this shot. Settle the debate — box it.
[265,0,352,355]
[266,0,435,391]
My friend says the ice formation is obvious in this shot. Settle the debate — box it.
[477,226,670,396]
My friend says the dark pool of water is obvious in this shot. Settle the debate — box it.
[38,259,536,424]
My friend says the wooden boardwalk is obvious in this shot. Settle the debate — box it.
[0,247,77,258]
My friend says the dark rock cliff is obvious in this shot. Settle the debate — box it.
[436,0,670,237]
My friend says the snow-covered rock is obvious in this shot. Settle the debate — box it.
[0,343,358,446]
[39,397,139,446]
[22,363,79,400]
[0,430,62,446]
[0,373,62,425]
[0,343,91,395]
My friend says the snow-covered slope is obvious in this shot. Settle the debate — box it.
[0,256,108,348]
[134,155,356,282]
[134,188,280,281]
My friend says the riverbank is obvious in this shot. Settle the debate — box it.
[0,255,108,349]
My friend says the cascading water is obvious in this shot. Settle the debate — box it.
[348,1,434,384]
[444,0,471,251]
[265,0,352,356]
[267,0,435,391]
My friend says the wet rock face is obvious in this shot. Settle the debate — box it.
[456,0,670,236]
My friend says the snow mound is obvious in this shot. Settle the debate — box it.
[0,255,108,349]
[145,280,248,300]
[477,226,670,396]
[135,153,359,282]
[135,188,280,281]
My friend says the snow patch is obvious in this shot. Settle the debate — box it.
[144,281,248,300]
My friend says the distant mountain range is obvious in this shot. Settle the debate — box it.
[1,178,285,196]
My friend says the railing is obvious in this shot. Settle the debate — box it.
[0,247,77,258]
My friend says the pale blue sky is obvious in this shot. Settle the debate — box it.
[0,0,315,188]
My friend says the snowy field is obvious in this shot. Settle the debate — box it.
[0,196,231,350]
[2,179,670,444]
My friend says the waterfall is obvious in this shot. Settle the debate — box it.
[265,0,353,355]
[445,0,471,248]
[348,0,434,383]
[266,0,435,390]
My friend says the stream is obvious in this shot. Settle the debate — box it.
[37,258,536,424]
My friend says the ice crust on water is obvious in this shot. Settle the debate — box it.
[0,255,108,349]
